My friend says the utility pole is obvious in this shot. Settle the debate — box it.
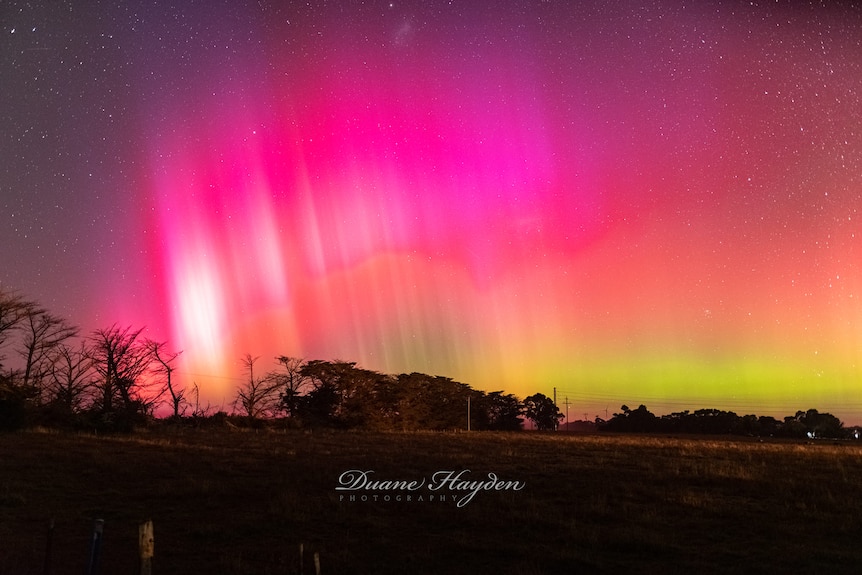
[563,397,572,430]
[553,387,557,431]
[467,396,471,431]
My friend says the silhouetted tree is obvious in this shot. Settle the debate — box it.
[795,408,845,439]
[296,380,340,426]
[430,376,474,429]
[234,354,280,419]
[603,404,657,432]
[0,289,35,379]
[480,391,524,430]
[297,360,354,425]
[688,408,739,434]
[147,340,185,418]
[190,381,214,418]
[524,393,563,431]
[0,375,35,430]
[0,290,33,348]
[273,356,310,417]
[88,325,155,426]
[661,410,690,433]
[46,340,93,414]
[781,414,807,438]
[294,359,394,428]
[341,367,392,429]
[394,373,473,430]
[389,372,435,430]
[757,415,781,436]
[737,414,760,435]
[17,309,78,396]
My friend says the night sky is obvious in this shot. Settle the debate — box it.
[2,1,861,422]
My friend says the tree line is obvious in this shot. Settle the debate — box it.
[598,404,853,439]
[0,289,188,430]
[231,354,562,431]
[0,288,562,432]
[1,287,853,438]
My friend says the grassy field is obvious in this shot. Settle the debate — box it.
[1,427,861,574]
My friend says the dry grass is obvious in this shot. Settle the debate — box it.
[1,429,861,574]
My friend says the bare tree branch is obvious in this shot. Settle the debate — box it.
[47,340,94,413]
[146,339,185,418]
[0,289,36,373]
[234,354,280,419]
[273,356,310,417]
[18,310,79,393]
[87,324,154,416]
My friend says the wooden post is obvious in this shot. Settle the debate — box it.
[139,520,154,575]
[314,552,321,575]
[85,519,104,575]
[42,517,54,575]
[299,543,304,575]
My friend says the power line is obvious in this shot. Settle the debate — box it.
[550,387,862,420]
[173,370,246,383]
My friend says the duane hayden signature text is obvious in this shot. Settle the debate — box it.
[335,469,525,507]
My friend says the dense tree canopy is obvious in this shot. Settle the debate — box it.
[600,405,849,438]
[524,393,564,431]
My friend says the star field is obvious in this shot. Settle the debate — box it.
[2,1,861,421]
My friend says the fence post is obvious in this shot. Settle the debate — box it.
[42,517,54,575]
[139,520,154,575]
[299,543,304,575]
[85,519,104,575]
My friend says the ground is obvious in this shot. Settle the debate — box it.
[1,428,860,574]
